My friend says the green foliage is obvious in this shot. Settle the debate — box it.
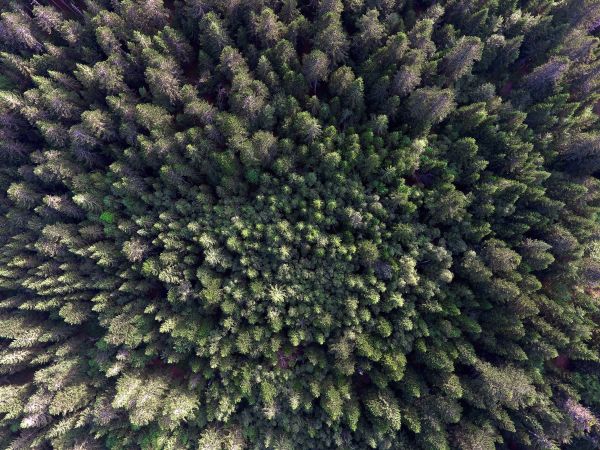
[0,0,598,449]
[99,211,115,224]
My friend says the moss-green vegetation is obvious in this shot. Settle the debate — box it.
[0,0,599,449]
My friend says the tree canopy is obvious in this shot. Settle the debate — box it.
[0,0,600,449]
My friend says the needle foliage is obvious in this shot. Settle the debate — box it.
[1,0,600,449]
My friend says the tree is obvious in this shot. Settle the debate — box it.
[442,36,483,82]
[354,9,385,58]
[302,50,329,90]
[407,87,456,128]
[250,8,284,47]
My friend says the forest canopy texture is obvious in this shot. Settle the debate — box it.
[1,0,600,449]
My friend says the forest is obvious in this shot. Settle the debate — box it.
[0,0,600,448]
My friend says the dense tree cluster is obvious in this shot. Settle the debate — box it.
[0,0,600,448]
